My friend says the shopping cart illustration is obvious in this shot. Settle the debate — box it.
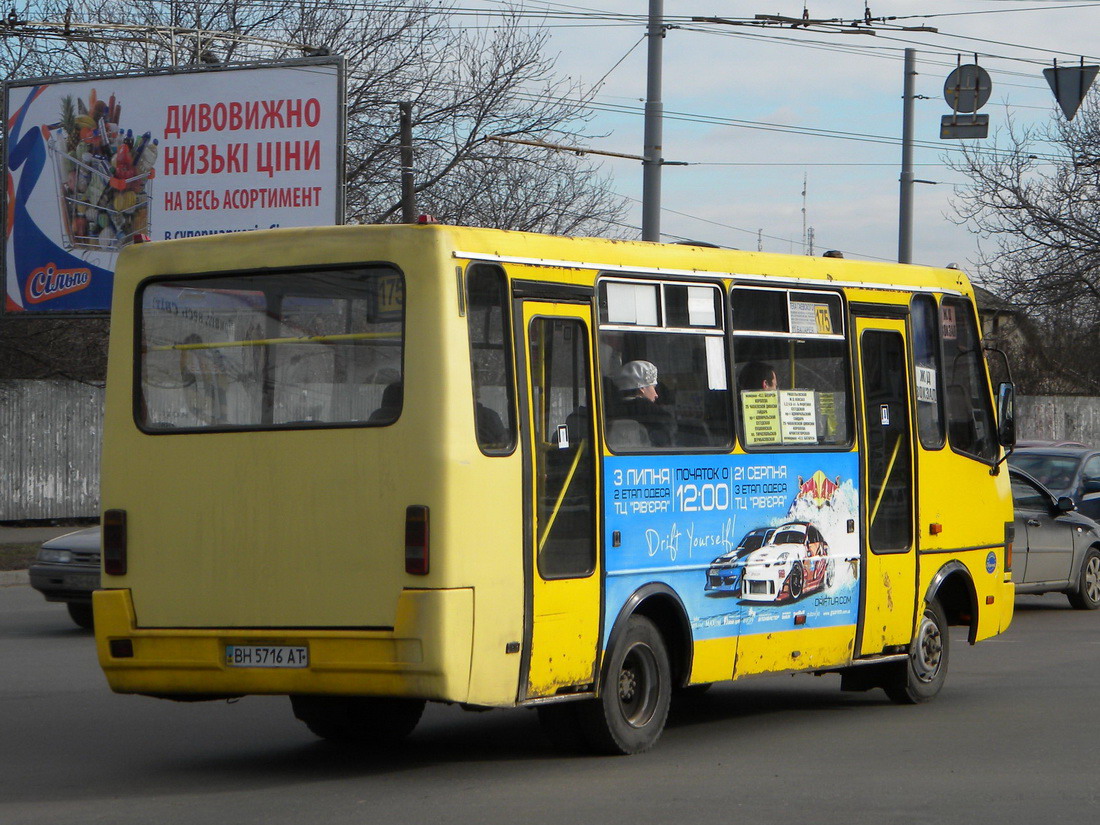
[49,127,154,252]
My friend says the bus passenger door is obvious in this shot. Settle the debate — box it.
[855,317,917,655]
[519,303,601,699]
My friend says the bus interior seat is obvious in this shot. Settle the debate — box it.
[607,418,650,450]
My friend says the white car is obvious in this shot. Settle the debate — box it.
[28,527,101,629]
[739,522,833,603]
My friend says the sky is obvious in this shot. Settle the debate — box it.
[460,0,1100,273]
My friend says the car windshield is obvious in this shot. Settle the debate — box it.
[738,530,772,554]
[1008,454,1081,490]
[772,528,806,545]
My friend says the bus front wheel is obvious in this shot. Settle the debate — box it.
[578,615,671,755]
[290,695,425,745]
[884,598,949,704]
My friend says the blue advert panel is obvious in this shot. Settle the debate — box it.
[603,451,861,647]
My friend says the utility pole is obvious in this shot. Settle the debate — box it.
[641,0,664,242]
[898,48,916,264]
[801,173,807,254]
[399,102,416,223]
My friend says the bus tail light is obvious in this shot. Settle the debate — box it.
[103,509,128,575]
[1004,522,1014,573]
[405,505,430,575]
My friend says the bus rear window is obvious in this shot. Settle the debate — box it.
[138,266,404,431]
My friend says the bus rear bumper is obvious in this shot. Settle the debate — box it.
[94,587,474,703]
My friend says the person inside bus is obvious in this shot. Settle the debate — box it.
[738,360,778,392]
[610,360,673,447]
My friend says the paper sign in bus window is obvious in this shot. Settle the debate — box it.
[779,390,817,443]
[741,390,780,445]
[790,301,833,336]
[704,336,728,390]
[941,305,957,340]
[688,287,717,327]
[915,365,938,404]
[605,281,659,326]
[817,391,839,439]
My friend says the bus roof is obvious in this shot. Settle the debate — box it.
[115,223,975,298]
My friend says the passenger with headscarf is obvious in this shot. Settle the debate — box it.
[611,360,673,447]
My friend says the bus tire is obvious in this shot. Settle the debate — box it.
[578,615,671,755]
[884,598,949,704]
[290,695,425,745]
[1067,547,1100,610]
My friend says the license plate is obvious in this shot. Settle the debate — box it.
[225,645,308,668]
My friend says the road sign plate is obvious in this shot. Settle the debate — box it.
[941,114,989,140]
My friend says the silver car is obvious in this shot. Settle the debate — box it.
[1010,469,1100,609]
[28,527,101,629]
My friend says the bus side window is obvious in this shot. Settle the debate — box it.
[940,296,997,463]
[731,287,851,450]
[597,280,732,452]
[910,294,945,449]
[466,265,517,455]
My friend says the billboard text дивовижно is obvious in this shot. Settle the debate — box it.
[4,60,342,313]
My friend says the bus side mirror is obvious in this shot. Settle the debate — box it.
[996,382,1016,448]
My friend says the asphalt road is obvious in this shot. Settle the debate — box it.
[2,583,1097,825]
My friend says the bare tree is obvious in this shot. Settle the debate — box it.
[950,95,1100,393]
[1,0,628,231]
[1,0,627,380]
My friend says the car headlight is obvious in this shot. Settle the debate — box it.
[37,548,73,563]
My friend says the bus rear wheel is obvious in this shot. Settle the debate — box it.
[884,598,949,704]
[290,695,425,745]
[578,615,671,755]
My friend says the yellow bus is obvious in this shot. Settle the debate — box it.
[94,224,1017,754]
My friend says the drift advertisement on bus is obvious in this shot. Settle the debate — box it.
[603,451,860,645]
[4,59,342,313]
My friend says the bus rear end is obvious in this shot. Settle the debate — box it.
[95,225,525,734]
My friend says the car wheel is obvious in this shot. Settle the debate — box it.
[290,695,425,745]
[577,615,671,755]
[1067,547,1100,610]
[825,559,836,589]
[786,562,804,600]
[884,598,949,704]
[66,602,94,630]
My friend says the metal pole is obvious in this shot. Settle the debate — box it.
[399,102,416,223]
[641,0,664,242]
[898,48,916,263]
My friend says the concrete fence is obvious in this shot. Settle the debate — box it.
[1016,396,1100,446]
[2,381,1100,521]
[0,380,103,521]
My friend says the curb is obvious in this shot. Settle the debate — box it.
[0,570,29,587]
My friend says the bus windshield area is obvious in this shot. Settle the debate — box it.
[138,266,404,430]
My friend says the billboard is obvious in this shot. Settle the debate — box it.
[4,58,344,313]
